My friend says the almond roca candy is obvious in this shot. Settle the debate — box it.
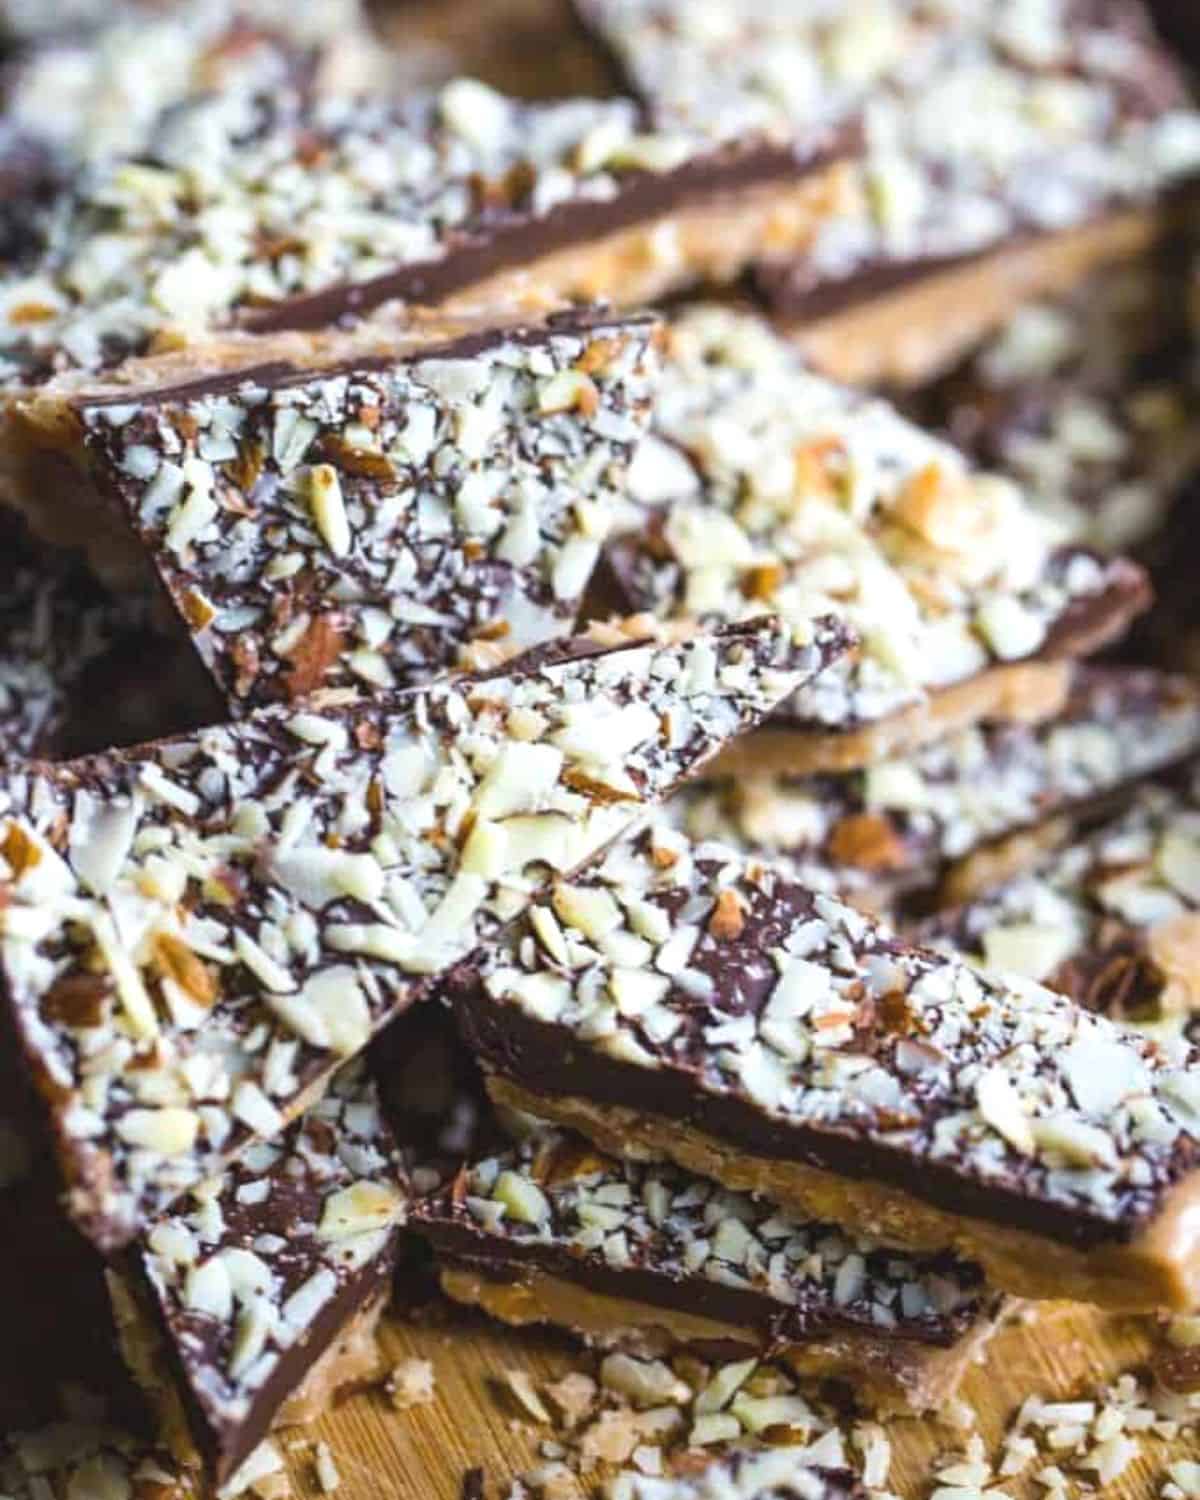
[573,0,1200,385]
[453,822,1200,1311]
[109,1060,406,1491]
[412,1127,1008,1416]
[9,309,663,706]
[0,74,853,391]
[603,306,1151,776]
[0,616,848,1251]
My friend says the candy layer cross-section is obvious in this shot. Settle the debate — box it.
[454,822,1200,1309]
[0,617,846,1250]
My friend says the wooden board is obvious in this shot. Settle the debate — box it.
[195,5,1199,1494]
[250,1298,1195,1499]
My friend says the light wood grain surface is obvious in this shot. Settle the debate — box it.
[248,1298,1189,1499]
[232,6,1200,1496]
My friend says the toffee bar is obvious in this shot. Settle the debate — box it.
[111,1062,404,1490]
[0,616,846,1251]
[919,761,1200,1025]
[573,0,1200,385]
[454,825,1200,1311]
[677,667,1200,908]
[605,306,1150,775]
[0,77,852,388]
[13,311,662,703]
[413,1129,1005,1415]
[908,260,1200,559]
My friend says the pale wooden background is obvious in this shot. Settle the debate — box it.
[265,1302,1182,1498]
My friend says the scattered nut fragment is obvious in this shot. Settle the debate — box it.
[600,1355,690,1410]
[313,1441,340,1495]
[388,1359,436,1412]
[706,887,745,941]
[580,1408,642,1466]
[504,1370,553,1425]
[1148,913,1200,1014]
[544,1373,598,1429]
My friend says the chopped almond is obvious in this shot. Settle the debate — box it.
[708,887,745,941]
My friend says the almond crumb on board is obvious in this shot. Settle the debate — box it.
[388,1357,437,1411]
[545,1373,599,1429]
[313,1441,341,1495]
[505,1369,554,1424]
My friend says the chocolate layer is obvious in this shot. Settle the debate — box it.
[452,825,1200,1262]
[413,1132,994,1353]
[240,133,853,337]
[66,310,661,709]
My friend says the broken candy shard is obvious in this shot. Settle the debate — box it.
[453,823,1200,1311]
[605,305,1150,774]
[111,1060,404,1491]
[412,1127,1004,1416]
[907,258,1200,558]
[575,0,1200,386]
[0,615,847,1252]
[573,0,1200,387]
[24,309,662,707]
[677,667,1200,906]
[918,760,1200,1030]
[0,76,851,386]
[0,0,389,175]
[0,73,852,387]
[0,0,393,289]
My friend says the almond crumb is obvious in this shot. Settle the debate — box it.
[504,1370,552,1424]
[313,1441,340,1494]
[544,1372,598,1429]
[707,887,745,941]
[387,1358,436,1411]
